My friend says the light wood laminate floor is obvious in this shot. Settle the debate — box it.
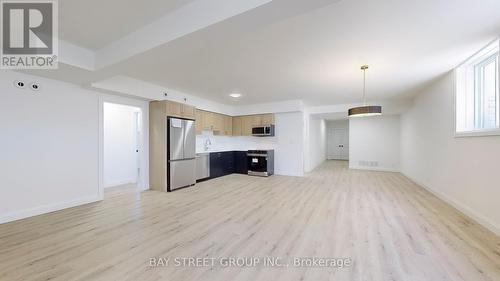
[1,161,500,281]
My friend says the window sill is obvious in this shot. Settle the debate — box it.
[455,129,500,138]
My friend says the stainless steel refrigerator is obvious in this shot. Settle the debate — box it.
[167,117,196,191]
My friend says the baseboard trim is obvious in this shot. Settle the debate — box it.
[275,170,304,177]
[349,165,400,173]
[402,172,500,237]
[104,179,137,188]
[0,194,101,225]
[305,159,327,173]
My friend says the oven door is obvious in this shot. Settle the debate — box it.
[247,154,268,176]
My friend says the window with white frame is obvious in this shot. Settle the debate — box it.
[455,40,499,135]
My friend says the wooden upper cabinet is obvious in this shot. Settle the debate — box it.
[251,115,262,126]
[260,114,275,125]
[194,109,228,135]
[235,114,275,136]
[232,116,243,136]
[181,104,196,119]
[166,101,182,117]
[224,116,233,136]
[195,109,204,134]
[191,109,275,136]
[249,114,275,126]
[241,116,253,136]
[165,100,195,119]
[202,111,215,131]
[213,113,225,133]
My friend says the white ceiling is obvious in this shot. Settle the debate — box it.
[26,0,500,106]
[59,0,196,49]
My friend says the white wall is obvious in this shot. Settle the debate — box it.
[327,120,349,130]
[275,112,305,176]
[401,71,500,235]
[103,103,140,187]
[349,115,401,172]
[234,100,304,116]
[195,112,305,177]
[0,71,100,223]
[304,116,326,172]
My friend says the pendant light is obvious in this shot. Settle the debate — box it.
[348,65,382,117]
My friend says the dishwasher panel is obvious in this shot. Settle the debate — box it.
[196,153,210,180]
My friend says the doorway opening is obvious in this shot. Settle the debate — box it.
[327,120,349,161]
[103,102,142,193]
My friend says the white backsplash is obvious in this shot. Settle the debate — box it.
[196,131,277,153]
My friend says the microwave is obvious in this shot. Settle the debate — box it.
[252,125,275,137]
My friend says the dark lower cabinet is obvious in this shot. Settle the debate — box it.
[234,151,248,174]
[224,152,235,175]
[209,152,224,178]
[209,151,247,179]
[209,151,235,179]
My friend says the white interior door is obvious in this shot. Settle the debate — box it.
[327,128,349,160]
[134,111,141,182]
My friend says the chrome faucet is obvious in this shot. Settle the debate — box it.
[204,138,212,151]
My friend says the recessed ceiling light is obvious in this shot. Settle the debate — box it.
[229,93,242,98]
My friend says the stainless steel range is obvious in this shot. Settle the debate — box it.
[247,150,274,177]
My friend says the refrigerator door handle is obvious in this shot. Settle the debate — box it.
[182,123,185,159]
[169,157,196,162]
[169,118,184,161]
[183,119,196,159]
